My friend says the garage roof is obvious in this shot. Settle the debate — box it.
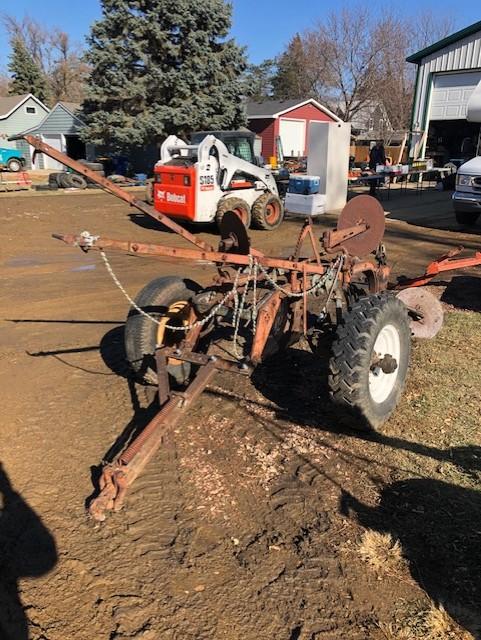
[0,93,49,119]
[247,98,340,121]
[407,20,481,63]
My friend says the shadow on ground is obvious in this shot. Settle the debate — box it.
[342,478,481,638]
[0,464,57,640]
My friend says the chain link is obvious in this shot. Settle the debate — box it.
[99,250,340,345]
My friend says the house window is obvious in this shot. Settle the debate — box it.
[25,106,37,114]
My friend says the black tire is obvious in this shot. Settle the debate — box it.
[78,160,104,171]
[69,174,87,189]
[124,276,200,386]
[7,158,22,172]
[455,211,480,226]
[58,172,72,188]
[329,293,411,431]
[251,193,284,230]
[48,172,61,186]
[216,197,251,229]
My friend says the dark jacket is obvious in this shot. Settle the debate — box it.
[369,145,386,171]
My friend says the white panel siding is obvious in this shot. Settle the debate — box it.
[412,29,481,130]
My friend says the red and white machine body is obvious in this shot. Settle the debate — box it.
[153,134,279,223]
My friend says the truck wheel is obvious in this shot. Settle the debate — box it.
[329,293,411,431]
[251,193,284,230]
[124,276,200,386]
[455,211,480,226]
[216,197,251,229]
[7,158,22,172]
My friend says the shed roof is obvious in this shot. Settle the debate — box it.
[247,98,340,122]
[407,20,481,64]
[0,93,49,119]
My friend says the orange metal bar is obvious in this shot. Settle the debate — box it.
[395,250,481,289]
[22,134,214,252]
[53,232,334,275]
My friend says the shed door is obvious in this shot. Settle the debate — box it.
[42,135,65,170]
[430,72,481,120]
[279,119,306,157]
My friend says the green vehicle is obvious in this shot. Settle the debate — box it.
[0,147,26,172]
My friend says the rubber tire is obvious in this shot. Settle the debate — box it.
[7,158,22,172]
[57,173,72,188]
[455,211,480,226]
[48,172,61,186]
[78,160,104,171]
[216,197,252,229]
[69,174,87,189]
[251,193,284,230]
[329,293,411,431]
[124,276,200,386]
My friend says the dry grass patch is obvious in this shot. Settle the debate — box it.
[358,530,405,576]
[425,604,478,640]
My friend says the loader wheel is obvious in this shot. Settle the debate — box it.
[329,293,411,431]
[124,276,200,386]
[251,193,284,230]
[455,211,479,226]
[216,197,251,229]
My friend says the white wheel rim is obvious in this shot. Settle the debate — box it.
[369,324,401,404]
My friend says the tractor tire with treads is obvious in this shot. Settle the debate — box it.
[251,193,284,230]
[328,293,411,431]
[216,197,251,229]
[124,276,200,386]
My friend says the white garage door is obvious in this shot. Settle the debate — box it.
[43,135,65,170]
[430,71,481,120]
[279,119,305,157]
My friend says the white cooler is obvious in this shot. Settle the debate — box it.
[285,192,326,217]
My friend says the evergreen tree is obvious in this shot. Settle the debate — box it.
[242,59,276,102]
[271,34,312,100]
[82,0,247,149]
[8,37,49,103]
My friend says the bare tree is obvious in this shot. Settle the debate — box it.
[2,14,88,104]
[0,74,10,96]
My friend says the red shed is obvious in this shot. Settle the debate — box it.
[247,98,340,160]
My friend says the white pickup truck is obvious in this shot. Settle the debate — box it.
[452,80,481,225]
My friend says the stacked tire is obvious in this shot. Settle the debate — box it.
[48,172,87,190]
[78,159,105,189]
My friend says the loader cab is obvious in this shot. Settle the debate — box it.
[191,130,260,165]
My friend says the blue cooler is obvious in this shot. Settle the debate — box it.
[288,174,320,195]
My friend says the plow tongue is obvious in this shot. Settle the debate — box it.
[396,287,444,339]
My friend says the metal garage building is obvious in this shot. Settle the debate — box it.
[247,99,340,160]
[408,20,481,164]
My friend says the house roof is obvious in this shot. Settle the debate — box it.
[15,101,86,137]
[247,98,340,122]
[0,93,49,119]
[407,20,481,64]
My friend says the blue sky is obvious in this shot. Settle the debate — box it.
[0,0,479,71]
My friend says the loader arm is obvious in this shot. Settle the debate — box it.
[201,136,279,195]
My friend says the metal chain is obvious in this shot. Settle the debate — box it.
[100,250,240,332]
[255,258,339,298]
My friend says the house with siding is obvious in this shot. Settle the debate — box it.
[0,94,50,168]
[16,101,95,170]
[247,98,340,160]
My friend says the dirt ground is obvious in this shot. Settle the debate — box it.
[1,186,480,640]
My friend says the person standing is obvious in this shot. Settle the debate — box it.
[369,140,386,196]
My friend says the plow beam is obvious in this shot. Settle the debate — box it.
[395,247,481,289]
[89,363,218,521]
[20,134,213,252]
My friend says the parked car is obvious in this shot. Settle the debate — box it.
[452,156,481,225]
[0,147,26,172]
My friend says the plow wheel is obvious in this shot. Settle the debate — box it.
[251,193,284,230]
[216,197,251,229]
[124,276,200,385]
[329,293,411,431]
